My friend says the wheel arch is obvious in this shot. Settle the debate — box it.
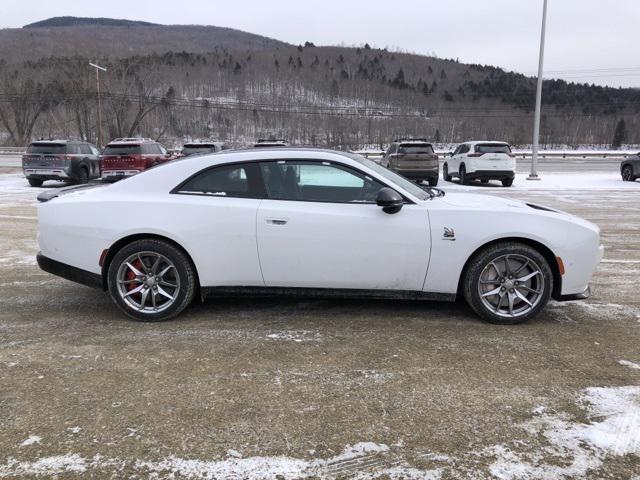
[456,236,562,300]
[100,233,201,293]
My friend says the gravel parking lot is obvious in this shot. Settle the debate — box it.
[0,160,639,479]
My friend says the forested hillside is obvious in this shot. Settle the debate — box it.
[0,18,638,148]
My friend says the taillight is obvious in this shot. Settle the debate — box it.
[57,155,73,161]
[430,154,439,160]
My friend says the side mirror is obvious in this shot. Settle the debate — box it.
[376,187,403,214]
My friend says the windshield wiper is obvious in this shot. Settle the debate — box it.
[417,184,445,199]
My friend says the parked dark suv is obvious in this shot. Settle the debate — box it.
[100,138,171,181]
[22,140,101,187]
[382,139,439,186]
[621,153,640,182]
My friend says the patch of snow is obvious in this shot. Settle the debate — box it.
[489,386,640,479]
[0,454,86,476]
[618,360,640,370]
[226,449,242,458]
[20,435,41,447]
[265,330,319,342]
[67,427,82,434]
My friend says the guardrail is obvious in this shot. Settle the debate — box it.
[0,147,25,155]
[353,150,637,160]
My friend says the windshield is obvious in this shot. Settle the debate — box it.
[475,143,511,154]
[399,144,434,154]
[103,145,141,155]
[27,143,65,154]
[354,156,431,200]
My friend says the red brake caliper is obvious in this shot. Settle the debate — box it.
[126,259,144,296]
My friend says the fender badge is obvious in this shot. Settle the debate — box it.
[443,227,456,241]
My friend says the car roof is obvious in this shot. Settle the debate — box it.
[107,138,157,145]
[31,139,82,145]
[465,141,510,145]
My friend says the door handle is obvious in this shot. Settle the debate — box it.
[266,218,288,225]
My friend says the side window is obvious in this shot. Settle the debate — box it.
[90,146,100,155]
[460,144,470,154]
[176,163,264,198]
[66,144,81,155]
[452,146,461,156]
[79,144,92,155]
[260,161,384,203]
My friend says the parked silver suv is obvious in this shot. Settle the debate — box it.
[382,139,439,186]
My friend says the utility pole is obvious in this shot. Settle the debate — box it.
[89,62,107,148]
[528,0,547,181]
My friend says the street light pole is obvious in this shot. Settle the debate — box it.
[528,0,548,181]
[89,62,107,148]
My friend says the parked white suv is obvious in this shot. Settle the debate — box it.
[444,141,516,187]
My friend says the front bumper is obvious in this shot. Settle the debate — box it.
[555,285,591,302]
[37,253,102,289]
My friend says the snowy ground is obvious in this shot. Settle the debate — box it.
[0,166,639,479]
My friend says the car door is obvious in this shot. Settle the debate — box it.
[449,145,461,172]
[171,162,266,287]
[256,159,431,291]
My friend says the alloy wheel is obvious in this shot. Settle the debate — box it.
[477,254,545,319]
[115,251,180,314]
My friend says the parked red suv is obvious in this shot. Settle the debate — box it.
[100,138,171,182]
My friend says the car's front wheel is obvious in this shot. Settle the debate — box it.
[107,239,197,322]
[463,242,553,324]
[622,165,634,182]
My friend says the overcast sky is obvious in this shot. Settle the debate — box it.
[2,0,638,88]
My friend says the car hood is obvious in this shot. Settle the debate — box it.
[438,192,530,211]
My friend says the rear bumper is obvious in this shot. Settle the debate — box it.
[393,168,439,180]
[101,170,140,181]
[37,253,102,289]
[466,170,515,181]
[23,168,70,180]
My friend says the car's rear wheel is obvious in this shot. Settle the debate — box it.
[428,177,438,187]
[28,178,43,187]
[77,167,89,184]
[463,242,553,324]
[622,166,634,182]
[502,178,514,187]
[459,165,469,185]
[107,239,197,322]
[443,164,452,182]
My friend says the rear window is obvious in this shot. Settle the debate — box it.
[27,143,66,154]
[398,144,434,154]
[103,145,141,155]
[475,144,511,154]
[182,146,216,155]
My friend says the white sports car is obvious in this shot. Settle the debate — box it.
[36,148,603,324]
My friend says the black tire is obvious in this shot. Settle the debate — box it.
[463,242,553,324]
[622,165,634,182]
[107,239,197,322]
[443,163,452,182]
[28,178,43,187]
[77,167,89,184]
[459,165,469,185]
[428,177,438,187]
[481,179,489,184]
[502,178,514,187]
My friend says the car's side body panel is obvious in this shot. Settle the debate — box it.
[256,200,431,290]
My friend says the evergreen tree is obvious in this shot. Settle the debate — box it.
[434,129,441,142]
[612,119,627,148]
